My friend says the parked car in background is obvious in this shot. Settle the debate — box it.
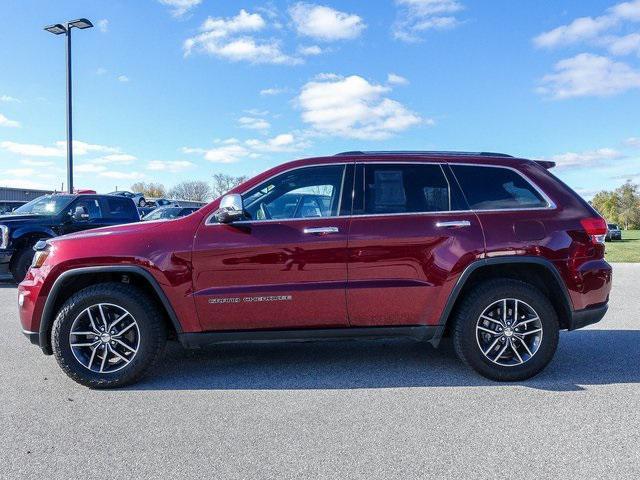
[1,193,140,282]
[137,207,155,218]
[605,223,621,241]
[152,198,180,207]
[142,206,199,221]
[108,190,147,207]
[18,151,612,388]
[0,201,25,215]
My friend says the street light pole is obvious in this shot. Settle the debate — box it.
[65,26,73,194]
[44,18,93,194]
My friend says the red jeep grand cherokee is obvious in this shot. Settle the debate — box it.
[18,151,612,388]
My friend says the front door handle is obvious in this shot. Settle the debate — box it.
[303,227,340,235]
[435,220,471,228]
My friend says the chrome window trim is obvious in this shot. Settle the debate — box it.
[205,159,556,226]
[206,162,349,226]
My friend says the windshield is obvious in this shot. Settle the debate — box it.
[144,207,182,221]
[12,195,73,215]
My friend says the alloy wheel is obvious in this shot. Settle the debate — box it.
[69,303,140,373]
[475,298,543,367]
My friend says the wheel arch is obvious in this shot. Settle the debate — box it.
[38,266,182,355]
[432,256,573,347]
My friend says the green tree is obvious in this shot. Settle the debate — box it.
[615,181,640,230]
[591,190,620,225]
[212,173,248,198]
[130,182,166,198]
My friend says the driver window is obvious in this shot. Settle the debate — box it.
[69,198,102,221]
[243,165,345,221]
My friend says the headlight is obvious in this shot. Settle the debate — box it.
[31,241,51,268]
[0,225,8,249]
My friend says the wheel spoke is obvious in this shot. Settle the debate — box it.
[87,308,100,333]
[514,300,519,325]
[108,344,130,365]
[514,317,539,328]
[70,331,96,336]
[71,341,100,348]
[87,344,99,370]
[114,338,137,354]
[519,328,542,336]
[481,315,504,327]
[494,342,509,362]
[477,326,500,335]
[108,312,130,331]
[510,340,524,364]
[502,299,507,324]
[113,321,136,338]
[99,346,109,373]
[514,336,533,357]
[484,336,502,356]
[98,304,109,329]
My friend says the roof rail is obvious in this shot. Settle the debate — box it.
[334,150,514,158]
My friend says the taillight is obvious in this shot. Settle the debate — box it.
[580,217,607,244]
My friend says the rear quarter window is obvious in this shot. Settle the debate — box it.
[451,165,548,210]
[103,197,139,219]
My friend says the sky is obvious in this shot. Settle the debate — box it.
[1,0,639,199]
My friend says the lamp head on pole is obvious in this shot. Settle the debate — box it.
[67,18,93,30]
[44,24,67,35]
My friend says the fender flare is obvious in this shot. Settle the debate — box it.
[38,265,183,354]
[12,227,56,243]
[429,256,572,347]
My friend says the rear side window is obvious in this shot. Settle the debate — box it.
[451,165,548,210]
[356,164,450,215]
[103,196,139,219]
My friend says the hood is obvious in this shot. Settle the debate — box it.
[51,219,165,244]
[0,214,53,224]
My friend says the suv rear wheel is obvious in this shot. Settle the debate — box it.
[452,279,559,381]
[51,283,166,388]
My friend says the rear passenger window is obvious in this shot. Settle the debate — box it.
[104,197,138,219]
[451,165,548,210]
[359,164,450,214]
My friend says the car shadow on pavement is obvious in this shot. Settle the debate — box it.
[131,330,640,392]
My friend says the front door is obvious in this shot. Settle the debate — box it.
[347,162,484,327]
[58,196,110,235]
[192,163,353,331]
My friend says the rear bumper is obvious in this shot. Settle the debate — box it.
[568,303,608,330]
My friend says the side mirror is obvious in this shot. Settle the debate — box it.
[72,206,89,221]
[215,194,244,224]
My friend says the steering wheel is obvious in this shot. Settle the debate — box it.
[259,202,272,220]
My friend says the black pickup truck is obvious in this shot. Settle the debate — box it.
[0,193,140,282]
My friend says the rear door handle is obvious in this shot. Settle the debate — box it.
[303,227,340,235]
[435,220,471,228]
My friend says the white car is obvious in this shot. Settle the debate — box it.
[108,191,147,207]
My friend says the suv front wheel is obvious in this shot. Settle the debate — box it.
[452,279,559,381]
[51,283,166,388]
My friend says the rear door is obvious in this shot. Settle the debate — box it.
[192,163,354,331]
[346,161,484,327]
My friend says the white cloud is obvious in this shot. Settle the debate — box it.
[297,74,423,140]
[184,132,308,164]
[184,10,300,65]
[147,160,195,172]
[387,73,409,85]
[625,137,640,147]
[5,168,36,177]
[0,140,121,157]
[393,0,464,42]
[548,147,625,168]
[260,87,286,96]
[100,171,145,180]
[0,95,20,103]
[75,164,107,174]
[534,0,640,49]
[607,33,640,55]
[117,75,130,82]
[21,159,54,167]
[97,19,109,33]
[238,116,271,131]
[289,3,365,41]
[159,0,202,18]
[298,45,323,56]
[101,153,136,163]
[0,178,53,190]
[0,113,20,128]
[537,53,640,99]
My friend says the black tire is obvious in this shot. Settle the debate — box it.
[51,282,167,388]
[452,279,559,382]
[10,247,34,283]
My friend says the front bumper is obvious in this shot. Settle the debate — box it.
[0,249,13,275]
[568,303,608,330]
[22,329,40,346]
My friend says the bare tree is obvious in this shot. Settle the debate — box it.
[169,180,212,202]
[212,173,248,198]
[130,182,167,198]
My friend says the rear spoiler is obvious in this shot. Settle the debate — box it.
[534,160,556,169]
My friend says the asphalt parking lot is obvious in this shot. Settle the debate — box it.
[1,265,639,479]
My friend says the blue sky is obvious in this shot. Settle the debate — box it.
[1,0,639,198]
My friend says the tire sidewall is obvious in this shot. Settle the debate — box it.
[456,281,559,381]
[11,247,34,283]
[52,285,163,387]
